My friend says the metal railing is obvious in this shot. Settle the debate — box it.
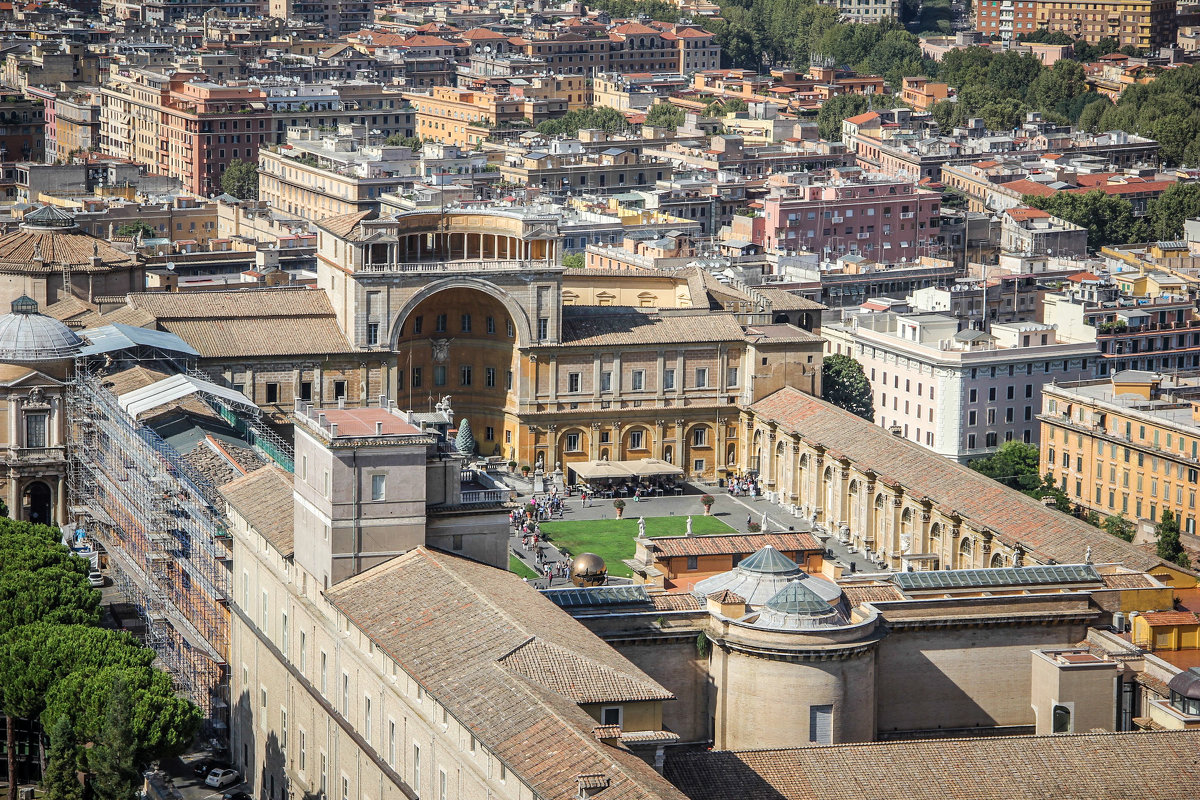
[357,259,555,274]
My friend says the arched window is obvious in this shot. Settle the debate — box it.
[990,551,1006,568]
[958,536,973,568]
[1052,704,1072,734]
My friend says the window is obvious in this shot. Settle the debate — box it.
[24,413,46,448]
[485,367,496,388]
[321,651,327,693]
[460,365,472,386]
[342,673,349,715]
[342,776,349,800]
[686,555,698,570]
[506,319,514,337]
[486,316,496,334]
[485,426,494,441]
[281,707,288,751]
[809,704,833,744]
[693,458,705,473]
[692,427,707,447]
[366,322,379,346]
[629,430,644,450]
[413,316,423,335]
[434,365,447,386]
[320,754,327,796]
[727,367,739,387]
[333,380,347,400]
[265,383,279,404]
[695,368,709,387]
[631,370,645,391]
[369,474,386,502]
[537,317,548,339]
[299,730,307,773]
[566,432,581,451]
[413,743,422,790]
[601,371,612,392]
[262,590,269,629]
[460,313,471,332]
[299,630,306,674]
[281,611,289,654]
[1052,704,1072,734]
[601,706,622,726]
[300,381,313,401]
[568,372,581,393]
[435,313,447,332]
[439,769,447,800]
[412,367,422,388]
[364,696,372,743]
[388,721,396,766]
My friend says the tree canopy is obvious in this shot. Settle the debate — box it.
[1155,509,1192,568]
[644,102,685,129]
[221,159,259,200]
[536,107,629,137]
[0,521,200,799]
[1023,189,1147,251]
[821,354,874,421]
[1145,182,1200,242]
[967,441,1042,492]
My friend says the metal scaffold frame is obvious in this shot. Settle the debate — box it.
[67,366,234,731]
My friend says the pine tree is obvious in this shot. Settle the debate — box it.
[88,677,139,800]
[1155,509,1191,568]
[455,418,476,457]
[42,715,82,800]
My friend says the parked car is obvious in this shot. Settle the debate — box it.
[222,792,252,800]
[205,769,240,789]
[192,760,215,778]
[88,570,105,588]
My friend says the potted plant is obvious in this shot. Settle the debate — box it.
[613,498,626,519]
[525,502,537,520]
[521,464,531,477]
[701,494,715,515]
[508,460,518,473]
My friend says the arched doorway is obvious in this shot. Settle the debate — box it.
[392,285,522,461]
[23,481,52,525]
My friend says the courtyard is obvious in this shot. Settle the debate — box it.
[538,514,735,577]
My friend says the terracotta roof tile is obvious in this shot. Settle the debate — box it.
[1140,611,1200,626]
[325,548,688,800]
[706,589,745,604]
[650,593,703,611]
[842,584,906,606]
[649,532,821,559]
[1098,572,1157,589]
[0,229,136,273]
[220,465,295,557]
[665,730,1200,800]
[499,637,674,703]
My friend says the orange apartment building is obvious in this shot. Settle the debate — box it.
[402,86,525,148]
[977,0,1178,50]
[900,77,951,111]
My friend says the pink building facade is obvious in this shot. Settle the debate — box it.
[758,168,940,263]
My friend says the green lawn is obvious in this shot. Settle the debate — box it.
[538,515,735,577]
[509,554,539,580]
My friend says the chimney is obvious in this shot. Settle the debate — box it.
[329,423,338,437]
[376,420,383,435]
[338,397,346,409]
[889,424,903,437]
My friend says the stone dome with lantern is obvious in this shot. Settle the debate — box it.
[0,205,143,309]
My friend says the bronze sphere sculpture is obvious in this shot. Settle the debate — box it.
[570,553,608,587]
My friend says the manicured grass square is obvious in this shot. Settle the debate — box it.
[538,515,735,577]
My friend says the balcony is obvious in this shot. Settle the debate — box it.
[8,445,66,463]
[461,489,504,504]
[358,259,555,274]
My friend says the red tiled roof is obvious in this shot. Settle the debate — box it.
[749,387,1167,572]
[1006,206,1052,221]
[649,532,821,559]
[1141,611,1200,626]
[844,112,880,125]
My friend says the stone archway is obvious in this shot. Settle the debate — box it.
[389,276,535,349]
[23,480,52,525]
[392,284,523,459]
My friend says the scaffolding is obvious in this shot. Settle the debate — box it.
[67,368,237,732]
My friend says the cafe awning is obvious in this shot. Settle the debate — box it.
[624,458,683,477]
[569,460,635,481]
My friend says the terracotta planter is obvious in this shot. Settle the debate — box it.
[703,505,713,516]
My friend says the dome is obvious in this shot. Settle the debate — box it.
[753,579,848,631]
[21,204,78,231]
[692,545,803,606]
[0,295,84,362]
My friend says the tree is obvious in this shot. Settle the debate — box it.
[1155,509,1191,568]
[561,253,584,269]
[113,222,154,239]
[816,93,869,142]
[1145,182,1200,242]
[644,102,685,130]
[42,715,81,800]
[1023,189,1147,251]
[821,354,873,421]
[87,677,139,800]
[221,159,259,200]
[384,134,423,151]
[968,441,1042,492]
[1103,513,1136,542]
[455,418,476,457]
[536,107,628,137]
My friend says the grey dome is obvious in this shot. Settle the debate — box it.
[693,546,805,606]
[21,205,77,231]
[753,579,848,631]
[0,295,84,362]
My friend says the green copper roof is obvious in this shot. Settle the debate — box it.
[765,580,835,616]
[739,545,801,575]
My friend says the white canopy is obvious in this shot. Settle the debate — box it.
[117,373,258,419]
[569,458,684,482]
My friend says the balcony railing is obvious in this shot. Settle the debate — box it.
[461,489,503,505]
[8,446,66,462]
[358,259,555,274]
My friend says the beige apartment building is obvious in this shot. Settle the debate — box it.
[1041,372,1200,535]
